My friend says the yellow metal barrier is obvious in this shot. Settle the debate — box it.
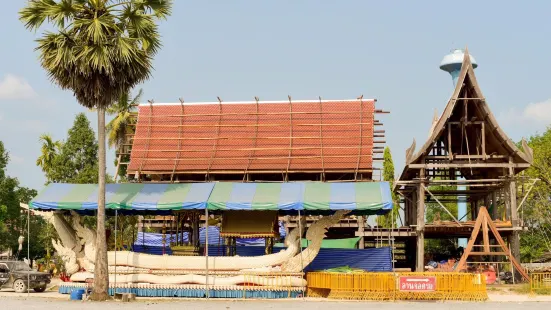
[306,272,488,301]
[531,273,551,293]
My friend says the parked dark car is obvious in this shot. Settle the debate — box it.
[0,260,51,293]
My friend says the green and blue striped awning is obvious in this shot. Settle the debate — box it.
[207,182,392,213]
[30,183,214,211]
[30,182,392,215]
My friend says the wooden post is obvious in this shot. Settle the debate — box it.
[491,190,498,220]
[404,198,409,226]
[508,158,521,272]
[470,201,475,221]
[412,191,418,230]
[357,216,365,249]
[503,177,511,222]
[416,170,426,272]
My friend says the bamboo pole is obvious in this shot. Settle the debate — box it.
[205,208,209,298]
[129,154,379,161]
[128,110,373,118]
[128,122,377,128]
[129,146,383,153]
[130,135,383,141]
[132,168,378,175]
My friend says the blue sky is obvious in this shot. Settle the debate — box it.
[1,1,551,190]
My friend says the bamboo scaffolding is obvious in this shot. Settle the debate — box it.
[130,135,382,141]
[133,169,377,175]
[243,97,261,178]
[130,154,380,161]
[129,146,381,153]
[128,110,375,118]
[170,100,186,181]
[285,96,294,176]
[128,122,376,128]
[354,96,365,180]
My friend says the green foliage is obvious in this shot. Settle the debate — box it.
[107,89,141,179]
[518,127,551,262]
[377,147,400,228]
[0,140,42,257]
[425,184,458,223]
[43,113,99,183]
[19,1,172,110]
[36,134,62,177]
[0,205,7,241]
[107,89,141,149]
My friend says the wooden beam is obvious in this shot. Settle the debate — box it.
[482,215,490,252]
[423,184,461,225]
[424,155,506,160]
[469,252,508,256]
[455,207,530,281]
[408,163,530,169]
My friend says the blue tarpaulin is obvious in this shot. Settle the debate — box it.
[133,231,392,272]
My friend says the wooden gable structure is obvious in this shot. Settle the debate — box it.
[395,48,534,272]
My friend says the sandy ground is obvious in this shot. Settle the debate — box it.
[1,297,551,310]
[2,279,551,308]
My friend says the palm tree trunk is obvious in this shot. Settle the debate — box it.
[90,107,110,301]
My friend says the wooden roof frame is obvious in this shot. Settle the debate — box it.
[399,48,534,182]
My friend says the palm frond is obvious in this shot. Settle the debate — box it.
[20,0,171,110]
[19,0,81,30]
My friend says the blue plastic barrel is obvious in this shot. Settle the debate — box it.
[70,289,85,300]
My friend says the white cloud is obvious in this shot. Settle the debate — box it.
[499,99,551,125]
[9,154,25,164]
[522,99,551,123]
[0,74,37,100]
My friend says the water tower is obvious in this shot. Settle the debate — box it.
[440,49,478,86]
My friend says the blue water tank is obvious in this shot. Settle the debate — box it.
[70,289,85,300]
[440,49,478,86]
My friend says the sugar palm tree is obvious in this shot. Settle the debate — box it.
[36,134,62,179]
[20,0,172,300]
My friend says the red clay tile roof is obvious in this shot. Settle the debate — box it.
[128,99,376,175]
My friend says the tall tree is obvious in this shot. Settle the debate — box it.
[377,147,400,228]
[36,134,62,182]
[107,89,142,180]
[20,1,172,300]
[518,127,551,262]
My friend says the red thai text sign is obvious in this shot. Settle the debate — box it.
[399,276,436,292]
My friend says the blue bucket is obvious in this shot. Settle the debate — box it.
[70,289,85,300]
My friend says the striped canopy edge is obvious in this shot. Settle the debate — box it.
[30,182,393,215]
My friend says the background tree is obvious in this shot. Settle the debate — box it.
[107,89,142,181]
[36,134,62,183]
[0,141,42,259]
[20,1,172,300]
[518,127,551,262]
[377,147,400,228]
[49,114,99,183]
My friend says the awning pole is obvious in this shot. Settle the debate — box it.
[27,207,30,298]
[205,208,209,299]
[298,210,304,298]
[114,210,117,294]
